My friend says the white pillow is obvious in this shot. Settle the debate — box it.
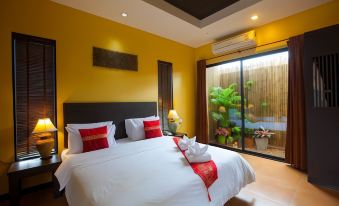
[66,121,113,128]
[125,116,159,140]
[66,121,116,154]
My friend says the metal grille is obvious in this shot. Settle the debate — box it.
[313,53,339,107]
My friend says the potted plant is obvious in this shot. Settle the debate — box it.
[244,128,255,148]
[215,127,229,144]
[253,126,274,150]
[231,126,241,148]
[226,136,234,145]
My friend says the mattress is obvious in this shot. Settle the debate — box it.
[56,136,255,206]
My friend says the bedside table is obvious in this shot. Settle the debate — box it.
[7,154,61,206]
[173,132,187,138]
[163,131,187,138]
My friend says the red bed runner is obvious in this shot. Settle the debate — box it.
[173,137,218,201]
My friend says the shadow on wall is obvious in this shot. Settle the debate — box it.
[0,161,10,195]
[0,126,15,163]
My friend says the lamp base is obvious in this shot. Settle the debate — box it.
[168,122,178,135]
[36,138,54,159]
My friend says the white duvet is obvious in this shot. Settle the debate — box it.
[55,136,255,206]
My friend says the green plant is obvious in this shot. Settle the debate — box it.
[261,101,268,108]
[231,126,241,141]
[244,80,254,89]
[228,121,236,128]
[244,128,254,136]
[226,136,234,144]
[244,80,253,109]
[209,83,241,106]
[260,101,269,117]
[209,84,241,127]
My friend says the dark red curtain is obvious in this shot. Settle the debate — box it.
[286,35,307,171]
[196,60,208,144]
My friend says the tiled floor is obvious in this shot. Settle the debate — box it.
[0,153,338,206]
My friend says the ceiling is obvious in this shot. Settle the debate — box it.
[51,0,331,48]
[144,0,261,28]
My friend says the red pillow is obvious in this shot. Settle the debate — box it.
[143,119,163,139]
[78,126,109,153]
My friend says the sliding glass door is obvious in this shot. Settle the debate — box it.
[207,49,288,160]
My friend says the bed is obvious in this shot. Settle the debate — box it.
[56,102,255,206]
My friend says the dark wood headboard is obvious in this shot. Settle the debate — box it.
[63,102,157,147]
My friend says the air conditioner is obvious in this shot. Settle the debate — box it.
[212,30,256,55]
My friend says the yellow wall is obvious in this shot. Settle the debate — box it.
[0,0,338,196]
[195,0,339,64]
[0,0,195,194]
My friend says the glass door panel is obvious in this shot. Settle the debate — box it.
[207,61,243,149]
[242,51,288,158]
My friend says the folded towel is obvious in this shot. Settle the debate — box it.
[186,152,211,163]
[178,135,196,151]
[188,142,208,155]
[185,142,211,163]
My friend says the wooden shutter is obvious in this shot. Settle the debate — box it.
[312,53,339,107]
[12,33,57,161]
[158,61,173,130]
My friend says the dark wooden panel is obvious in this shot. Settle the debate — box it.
[304,24,339,191]
[93,47,138,71]
[63,102,157,147]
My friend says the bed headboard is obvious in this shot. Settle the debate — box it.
[63,102,157,147]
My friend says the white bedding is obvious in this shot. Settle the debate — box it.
[61,138,135,161]
[55,136,255,206]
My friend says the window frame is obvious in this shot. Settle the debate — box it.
[157,60,173,131]
[206,48,288,162]
[12,32,57,161]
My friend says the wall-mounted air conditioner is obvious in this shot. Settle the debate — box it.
[212,30,256,55]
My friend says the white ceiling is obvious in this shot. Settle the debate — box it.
[51,0,331,48]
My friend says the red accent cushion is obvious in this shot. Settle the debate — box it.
[143,120,163,139]
[79,126,109,153]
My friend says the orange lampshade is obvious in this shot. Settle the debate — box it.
[32,118,57,134]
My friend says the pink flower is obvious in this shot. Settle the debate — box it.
[254,126,274,138]
[215,127,229,136]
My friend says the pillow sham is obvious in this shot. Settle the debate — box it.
[79,126,109,152]
[66,121,116,154]
[143,119,163,139]
[125,116,158,140]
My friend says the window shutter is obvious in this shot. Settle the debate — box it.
[158,61,173,130]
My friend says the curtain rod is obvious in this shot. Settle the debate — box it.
[206,38,289,61]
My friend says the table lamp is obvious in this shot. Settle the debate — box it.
[167,109,182,135]
[32,118,57,159]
